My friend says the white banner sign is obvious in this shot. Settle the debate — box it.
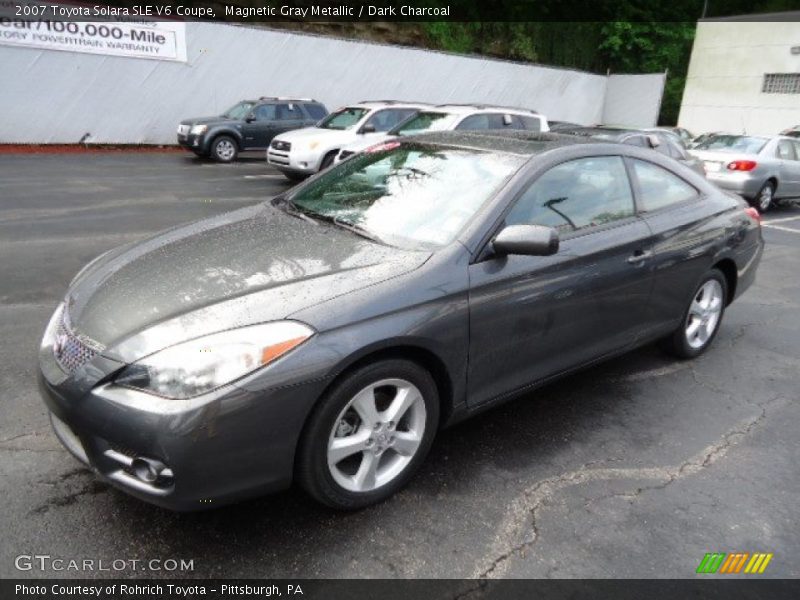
[0,1,187,62]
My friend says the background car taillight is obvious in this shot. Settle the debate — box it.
[727,160,757,171]
[744,206,761,224]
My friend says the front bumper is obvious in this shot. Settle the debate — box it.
[38,344,329,511]
[177,133,208,154]
[267,148,319,175]
[705,170,763,199]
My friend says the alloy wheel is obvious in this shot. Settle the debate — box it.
[327,378,426,493]
[215,139,236,161]
[758,184,773,212]
[685,279,724,349]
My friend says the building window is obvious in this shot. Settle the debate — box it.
[762,73,800,94]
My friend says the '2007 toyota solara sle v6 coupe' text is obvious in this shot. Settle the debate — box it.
[38,132,764,510]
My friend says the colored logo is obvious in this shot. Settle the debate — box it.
[696,552,773,574]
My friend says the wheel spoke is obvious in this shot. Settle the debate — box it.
[328,431,370,465]
[383,385,419,424]
[697,323,711,344]
[392,431,422,456]
[353,452,378,490]
[686,317,702,338]
[351,387,380,424]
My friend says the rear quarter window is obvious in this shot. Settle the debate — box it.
[631,159,698,212]
[303,103,328,120]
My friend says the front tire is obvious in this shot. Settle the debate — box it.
[753,181,775,213]
[663,269,728,359]
[319,150,338,171]
[211,135,238,163]
[296,359,440,509]
[283,172,306,182]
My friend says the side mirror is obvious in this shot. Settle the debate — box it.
[492,224,559,257]
[360,124,376,134]
[647,134,661,148]
[245,114,256,123]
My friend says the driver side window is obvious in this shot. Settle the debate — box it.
[505,156,635,235]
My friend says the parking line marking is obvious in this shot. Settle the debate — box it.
[762,223,800,233]
[763,214,800,225]
[244,174,286,180]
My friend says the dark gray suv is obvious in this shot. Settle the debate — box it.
[177,97,328,162]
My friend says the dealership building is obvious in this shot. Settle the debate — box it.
[679,13,800,136]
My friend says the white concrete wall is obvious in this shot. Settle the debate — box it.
[679,18,800,136]
[0,22,665,144]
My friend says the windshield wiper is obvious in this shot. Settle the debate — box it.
[271,196,318,225]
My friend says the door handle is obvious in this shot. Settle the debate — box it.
[627,250,653,264]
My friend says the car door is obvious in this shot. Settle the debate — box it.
[241,103,277,149]
[776,139,800,197]
[467,155,654,407]
[627,158,713,332]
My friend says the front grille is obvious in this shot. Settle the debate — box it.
[53,311,103,373]
[271,140,291,151]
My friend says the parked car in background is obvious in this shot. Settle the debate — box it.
[267,101,430,180]
[177,98,328,163]
[688,134,800,212]
[781,125,800,139]
[542,120,581,131]
[334,104,549,164]
[649,127,695,146]
[38,131,763,511]
[558,126,705,177]
[688,132,725,149]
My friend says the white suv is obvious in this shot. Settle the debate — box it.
[334,104,549,164]
[267,101,431,180]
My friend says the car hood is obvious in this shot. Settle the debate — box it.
[65,205,430,363]
[180,116,235,126]
[274,127,358,144]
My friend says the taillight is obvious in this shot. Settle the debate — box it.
[744,206,761,223]
[727,160,757,171]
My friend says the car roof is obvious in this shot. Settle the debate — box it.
[428,104,540,116]
[403,130,604,156]
[352,101,435,110]
[246,97,321,104]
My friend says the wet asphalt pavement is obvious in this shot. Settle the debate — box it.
[0,152,798,579]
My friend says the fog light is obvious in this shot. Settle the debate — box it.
[132,457,169,484]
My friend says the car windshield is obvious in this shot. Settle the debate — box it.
[694,135,768,154]
[318,107,369,130]
[392,112,459,136]
[288,142,526,248]
[222,101,254,120]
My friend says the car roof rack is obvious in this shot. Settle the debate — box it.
[357,100,432,105]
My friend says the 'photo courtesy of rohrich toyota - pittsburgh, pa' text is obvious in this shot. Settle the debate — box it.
[0,0,799,598]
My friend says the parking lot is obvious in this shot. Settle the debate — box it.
[1,151,798,579]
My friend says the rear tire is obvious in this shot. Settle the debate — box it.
[211,135,238,163]
[296,359,440,510]
[662,269,728,359]
[753,181,775,213]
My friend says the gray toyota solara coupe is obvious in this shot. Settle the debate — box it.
[38,131,764,511]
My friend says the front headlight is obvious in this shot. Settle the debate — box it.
[190,124,208,135]
[114,321,314,399]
